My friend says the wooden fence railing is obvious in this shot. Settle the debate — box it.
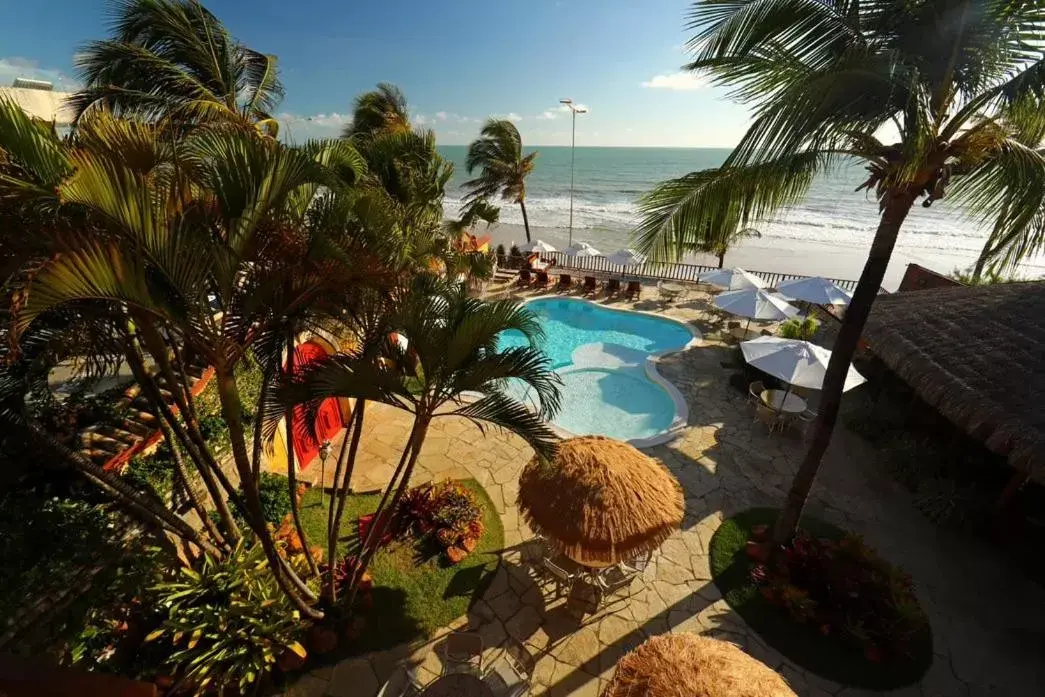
[540,252,865,292]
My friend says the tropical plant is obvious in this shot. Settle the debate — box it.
[777,316,820,342]
[710,226,761,268]
[278,277,561,605]
[950,265,1023,285]
[464,120,537,242]
[70,0,283,134]
[147,540,307,696]
[636,0,1045,544]
[342,82,411,139]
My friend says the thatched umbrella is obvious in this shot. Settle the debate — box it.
[602,633,797,697]
[518,436,684,567]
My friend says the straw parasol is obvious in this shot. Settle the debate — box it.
[518,436,684,566]
[602,633,797,697]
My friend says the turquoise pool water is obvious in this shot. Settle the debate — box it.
[498,298,694,442]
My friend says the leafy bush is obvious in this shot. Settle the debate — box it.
[124,454,175,501]
[777,316,820,341]
[753,530,928,665]
[232,472,293,527]
[147,541,307,695]
[398,481,484,562]
[495,243,507,264]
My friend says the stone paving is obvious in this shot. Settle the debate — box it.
[288,289,1045,697]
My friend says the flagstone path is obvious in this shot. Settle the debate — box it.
[286,292,1045,697]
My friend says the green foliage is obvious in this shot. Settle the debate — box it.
[147,541,306,696]
[777,316,820,341]
[398,480,484,556]
[231,472,292,527]
[709,508,932,689]
[508,244,522,258]
[495,243,507,262]
[124,453,175,501]
[950,266,1022,285]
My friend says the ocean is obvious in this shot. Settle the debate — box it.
[437,145,1008,267]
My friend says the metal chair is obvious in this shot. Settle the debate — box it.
[755,403,783,433]
[483,639,534,696]
[376,667,423,697]
[541,556,576,597]
[621,549,653,574]
[442,632,483,676]
[748,380,766,407]
[597,564,640,599]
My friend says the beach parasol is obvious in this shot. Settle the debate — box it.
[697,267,767,290]
[602,633,798,697]
[713,288,799,336]
[740,336,867,392]
[518,436,684,567]
[605,248,647,267]
[517,239,557,254]
[564,241,603,258]
[776,276,853,306]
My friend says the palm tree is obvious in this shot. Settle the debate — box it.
[70,0,283,133]
[464,120,537,243]
[710,226,761,269]
[342,83,411,139]
[280,278,561,603]
[635,0,1045,544]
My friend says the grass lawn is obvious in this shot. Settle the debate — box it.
[709,508,933,690]
[298,479,503,654]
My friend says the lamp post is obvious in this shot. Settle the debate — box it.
[559,98,587,246]
[318,440,332,508]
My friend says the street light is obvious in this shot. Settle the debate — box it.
[559,98,587,246]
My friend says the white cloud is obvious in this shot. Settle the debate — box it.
[435,111,448,121]
[504,112,522,122]
[0,57,78,90]
[412,113,429,125]
[537,110,558,120]
[641,72,706,91]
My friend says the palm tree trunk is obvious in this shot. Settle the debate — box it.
[283,332,320,578]
[213,368,323,620]
[158,419,226,546]
[772,190,917,545]
[518,198,532,243]
[972,236,993,282]
[325,400,367,603]
[346,416,429,610]
[717,250,726,269]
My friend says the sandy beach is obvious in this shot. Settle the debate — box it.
[478,222,1044,291]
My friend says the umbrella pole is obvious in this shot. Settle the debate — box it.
[745,318,752,337]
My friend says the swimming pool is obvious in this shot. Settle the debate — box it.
[498,297,699,445]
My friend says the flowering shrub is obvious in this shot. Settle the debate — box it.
[397,481,484,563]
[751,530,928,664]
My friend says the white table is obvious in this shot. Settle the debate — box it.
[761,390,807,414]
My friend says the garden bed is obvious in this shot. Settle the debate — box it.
[298,478,503,654]
[709,508,932,690]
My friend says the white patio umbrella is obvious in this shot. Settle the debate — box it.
[740,336,867,392]
[776,276,853,306]
[605,248,647,266]
[714,288,799,335]
[564,241,603,258]
[517,239,557,254]
[697,267,767,290]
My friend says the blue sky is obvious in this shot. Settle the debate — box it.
[0,0,753,147]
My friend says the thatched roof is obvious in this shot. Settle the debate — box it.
[602,633,797,697]
[863,281,1045,481]
[517,436,684,565]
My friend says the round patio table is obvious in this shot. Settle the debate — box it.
[661,282,685,293]
[761,389,807,414]
[422,674,493,697]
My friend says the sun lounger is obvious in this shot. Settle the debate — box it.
[582,276,598,296]
[517,268,532,286]
[624,280,642,300]
[605,278,621,297]
[556,274,573,292]
[535,270,550,289]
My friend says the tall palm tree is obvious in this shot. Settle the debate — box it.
[70,0,283,134]
[279,277,561,604]
[342,83,411,139]
[464,120,537,243]
[635,0,1045,544]
[710,226,761,268]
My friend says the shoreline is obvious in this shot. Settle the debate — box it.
[476,222,1045,291]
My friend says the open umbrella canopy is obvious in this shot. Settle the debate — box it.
[518,436,684,566]
[697,267,767,290]
[564,241,603,258]
[741,336,867,391]
[605,248,647,266]
[517,239,557,254]
[713,288,799,322]
[776,276,853,306]
[602,633,797,697]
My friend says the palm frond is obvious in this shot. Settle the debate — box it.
[448,393,559,460]
[0,99,72,195]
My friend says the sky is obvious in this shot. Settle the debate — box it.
[0,0,754,147]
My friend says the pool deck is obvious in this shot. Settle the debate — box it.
[287,287,1045,697]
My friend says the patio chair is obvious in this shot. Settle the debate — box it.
[516,268,532,286]
[582,276,598,296]
[441,632,483,676]
[556,274,573,293]
[376,667,424,697]
[597,564,640,600]
[624,280,642,300]
[754,403,783,433]
[748,380,766,407]
[605,278,621,297]
[621,549,653,574]
[483,639,534,696]
[534,270,550,290]
[541,556,576,597]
